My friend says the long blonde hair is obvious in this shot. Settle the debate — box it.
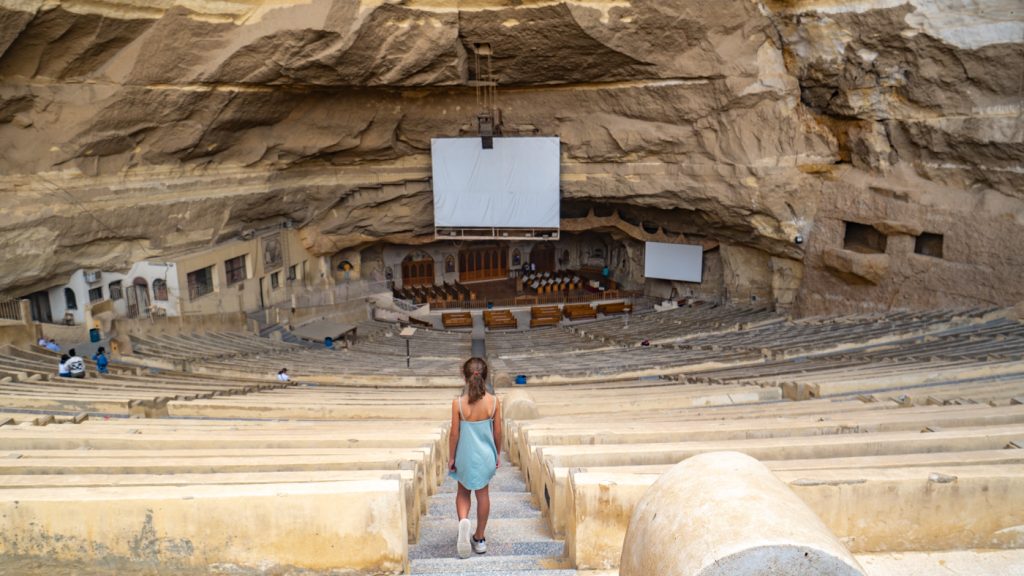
[462,357,488,403]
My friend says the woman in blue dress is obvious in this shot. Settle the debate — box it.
[448,357,502,558]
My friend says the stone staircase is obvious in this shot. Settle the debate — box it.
[410,453,576,575]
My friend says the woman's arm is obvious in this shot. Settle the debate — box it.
[448,398,460,471]
[492,396,503,463]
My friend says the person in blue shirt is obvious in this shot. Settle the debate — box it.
[92,347,109,374]
[45,339,60,352]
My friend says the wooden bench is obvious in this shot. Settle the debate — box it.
[597,301,632,316]
[441,312,473,329]
[484,310,518,330]
[531,306,561,328]
[563,304,597,321]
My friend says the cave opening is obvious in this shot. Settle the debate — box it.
[843,221,887,254]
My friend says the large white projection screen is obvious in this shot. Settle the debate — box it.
[644,242,704,283]
[432,137,560,229]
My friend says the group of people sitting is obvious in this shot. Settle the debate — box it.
[39,338,61,352]
[55,347,108,378]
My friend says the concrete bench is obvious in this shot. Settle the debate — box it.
[0,479,408,573]
[525,424,1024,527]
[566,464,1024,569]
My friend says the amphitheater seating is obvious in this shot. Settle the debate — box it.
[506,385,1024,569]
[0,340,457,572]
[0,304,1021,573]
[495,306,1024,570]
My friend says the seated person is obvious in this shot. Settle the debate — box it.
[277,368,290,382]
[45,339,60,352]
[57,354,70,377]
[92,347,109,374]
[66,349,86,379]
[37,337,47,347]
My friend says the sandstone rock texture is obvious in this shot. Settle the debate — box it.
[0,0,1021,314]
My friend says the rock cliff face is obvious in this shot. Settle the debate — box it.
[0,0,1021,313]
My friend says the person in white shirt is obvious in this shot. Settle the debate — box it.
[38,337,47,347]
[66,348,86,379]
[277,368,290,382]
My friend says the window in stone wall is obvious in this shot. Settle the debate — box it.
[225,255,247,285]
[187,266,214,300]
[64,288,78,310]
[271,272,280,290]
[843,221,887,254]
[108,280,123,301]
[152,279,168,301]
[914,232,944,259]
[88,287,103,302]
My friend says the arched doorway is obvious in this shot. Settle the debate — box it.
[531,243,556,273]
[126,278,151,318]
[458,245,508,282]
[401,252,434,287]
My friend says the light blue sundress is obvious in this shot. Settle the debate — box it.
[448,395,498,490]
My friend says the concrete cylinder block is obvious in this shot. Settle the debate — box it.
[502,390,540,420]
[620,451,865,576]
[493,371,514,389]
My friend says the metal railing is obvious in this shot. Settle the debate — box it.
[0,298,24,322]
[277,280,392,311]
[392,298,420,312]
[427,289,641,310]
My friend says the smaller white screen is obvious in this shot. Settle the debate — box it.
[644,242,703,283]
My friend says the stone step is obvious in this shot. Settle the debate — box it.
[410,553,573,573]
[414,571,578,576]
[436,475,529,493]
[426,493,539,519]
[414,517,552,548]
[410,540,566,561]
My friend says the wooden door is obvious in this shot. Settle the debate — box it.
[401,258,434,287]
[458,246,508,282]
[531,243,556,273]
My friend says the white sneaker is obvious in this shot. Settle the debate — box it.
[457,518,471,559]
[472,536,487,554]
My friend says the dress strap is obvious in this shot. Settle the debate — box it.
[457,395,465,420]
[489,395,498,418]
